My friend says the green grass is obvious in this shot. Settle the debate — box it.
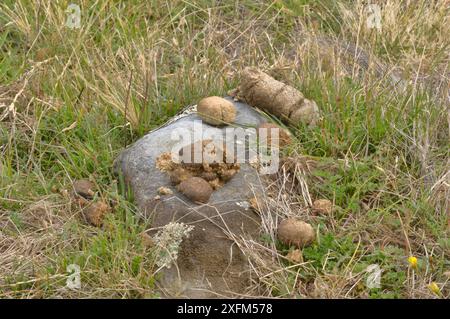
[0,0,448,298]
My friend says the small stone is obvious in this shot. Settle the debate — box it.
[312,199,333,215]
[286,249,303,263]
[177,177,213,203]
[73,179,96,199]
[197,96,237,126]
[277,218,315,248]
[157,186,173,195]
[82,201,110,227]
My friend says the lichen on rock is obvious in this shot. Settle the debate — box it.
[153,222,195,269]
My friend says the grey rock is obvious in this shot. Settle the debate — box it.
[114,97,268,298]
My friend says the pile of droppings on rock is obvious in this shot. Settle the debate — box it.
[156,140,240,203]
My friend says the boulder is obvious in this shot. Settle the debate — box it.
[114,97,268,298]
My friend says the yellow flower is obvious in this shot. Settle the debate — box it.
[408,256,418,269]
[428,282,441,296]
